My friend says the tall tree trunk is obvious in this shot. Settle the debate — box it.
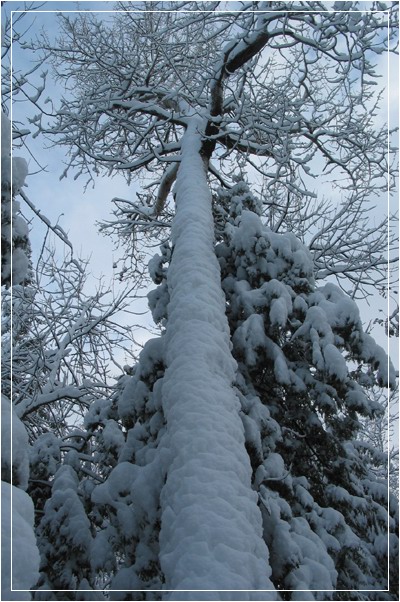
[159,118,276,599]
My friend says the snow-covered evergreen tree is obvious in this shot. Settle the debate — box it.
[1,394,40,600]
[35,460,96,595]
[1,104,40,602]
[1,111,30,286]
[214,181,398,600]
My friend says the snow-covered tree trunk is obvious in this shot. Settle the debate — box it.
[159,118,275,596]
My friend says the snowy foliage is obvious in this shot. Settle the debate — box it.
[1,112,30,287]
[1,395,30,490]
[215,182,398,599]
[1,398,40,598]
[36,462,95,592]
[1,482,40,601]
[0,95,38,579]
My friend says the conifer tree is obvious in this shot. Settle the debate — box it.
[214,181,398,600]
[34,459,98,597]
[1,112,30,286]
[1,97,39,602]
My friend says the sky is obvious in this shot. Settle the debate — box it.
[3,0,399,367]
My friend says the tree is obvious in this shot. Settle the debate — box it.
[1,237,140,543]
[2,246,134,435]
[1,58,40,599]
[1,7,140,599]
[358,386,399,495]
[1,110,30,286]
[1,1,51,287]
[33,1,398,294]
[1,394,41,601]
[25,1,398,599]
[213,181,398,599]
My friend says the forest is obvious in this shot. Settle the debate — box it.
[1,1,399,601]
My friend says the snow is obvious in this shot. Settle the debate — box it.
[76,579,106,601]
[1,112,30,285]
[293,482,314,511]
[158,118,276,597]
[220,204,314,299]
[233,314,267,366]
[117,339,165,427]
[359,331,396,387]
[260,488,337,597]
[91,456,165,594]
[11,156,29,193]
[1,481,40,600]
[100,419,125,457]
[92,461,137,508]
[1,395,30,490]
[109,568,143,599]
[84,397,114,430]
[13,210,30,239]
[92,459,163,540]
[254,453,290,489]
[212,181,398,596]
[292,283,396,387]
[1,111,12,154]
[38,465,95,590]
[1,113,28,191]
[148,252,164,283]
[148,282,170,324]
[11,247,30,285]
[344,382,377,415]
[30,432,61,480]
[269,296,288,327]
[323,343,348,382]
